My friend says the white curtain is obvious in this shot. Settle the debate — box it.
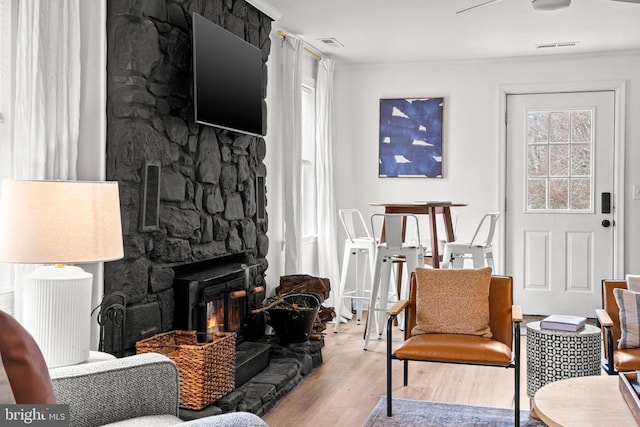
[315,58,342,304]
[280,36,304,275]
[10,0,81,319]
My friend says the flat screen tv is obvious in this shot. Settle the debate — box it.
[193,13,263,137]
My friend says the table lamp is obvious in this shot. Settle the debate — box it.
[0,180,124,367]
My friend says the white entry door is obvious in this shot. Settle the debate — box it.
[506,91,615,317]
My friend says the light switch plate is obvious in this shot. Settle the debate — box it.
[634,185,640,200]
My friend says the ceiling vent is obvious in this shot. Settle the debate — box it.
[531,0,571,11]
[318,37,344,48]
[536,41,579,49]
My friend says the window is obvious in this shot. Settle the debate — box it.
[301,81,317,240]
[526,109,593,212]
[299,51,319,276]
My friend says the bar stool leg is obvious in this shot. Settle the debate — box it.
[364,251,385,350]
[333,244,353,333]
[375,257,393,338]
[471,248,484,268]
[354,250,365,324]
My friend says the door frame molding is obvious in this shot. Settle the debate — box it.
[498,81,626,279]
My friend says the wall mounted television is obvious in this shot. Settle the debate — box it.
[192,13,263,137]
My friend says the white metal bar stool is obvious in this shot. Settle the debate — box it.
[333,209,376,333]
[364,213,424,350]
[441,213,500,269]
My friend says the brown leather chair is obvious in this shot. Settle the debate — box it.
[596,280,640,374]
[386,273,522,425]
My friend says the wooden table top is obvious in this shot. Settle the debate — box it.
[533,375,637,427]
[369,201,467,208]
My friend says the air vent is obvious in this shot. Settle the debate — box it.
[317,37,344,48]
[536,41,579,49]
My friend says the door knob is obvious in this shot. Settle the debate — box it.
[602,219,611,228]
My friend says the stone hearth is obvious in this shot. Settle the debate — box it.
[181,338,324,420]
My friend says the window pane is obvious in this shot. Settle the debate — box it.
[301,83,317,238]
[528,179,547,210]
[549,112,570,143]
[549,178,568,209]
[571,144,591,177]
[571,111,592,143]
[302,164,317,236]
[301,86,315,162]
[549,145,569,176]
[528,146,548,177]
[527,112,548,143]
[570,178,591,210]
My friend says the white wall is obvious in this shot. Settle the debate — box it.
[332,50,640,277]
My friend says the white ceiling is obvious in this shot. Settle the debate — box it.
[259,0,640,64]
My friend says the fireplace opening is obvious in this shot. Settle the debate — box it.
[173,252,264,345]
[200,276,248,342]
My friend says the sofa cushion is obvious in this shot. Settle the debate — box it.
[102,414,183,427]
[175,413,269,426]
[614,288,640,349]
[411,267,493,338]
[0,310,56,404]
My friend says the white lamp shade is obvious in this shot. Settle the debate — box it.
[0,180,124,264]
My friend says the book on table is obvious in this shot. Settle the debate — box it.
[540,314,587,332]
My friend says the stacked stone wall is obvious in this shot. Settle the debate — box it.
[104,0,271,353]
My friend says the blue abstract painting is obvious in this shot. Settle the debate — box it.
[379,97,444,178]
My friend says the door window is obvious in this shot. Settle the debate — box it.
[526,109,593,212]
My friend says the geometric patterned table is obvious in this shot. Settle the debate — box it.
[526,321,601,399]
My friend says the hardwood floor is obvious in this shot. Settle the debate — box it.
[263,316,534,426]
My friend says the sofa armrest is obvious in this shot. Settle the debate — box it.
[50,353,180,427]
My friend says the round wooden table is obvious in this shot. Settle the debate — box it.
[533,376,637,426]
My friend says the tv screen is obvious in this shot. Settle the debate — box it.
[193,13,263,136]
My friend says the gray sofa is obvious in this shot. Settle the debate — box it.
[49,353,267,427]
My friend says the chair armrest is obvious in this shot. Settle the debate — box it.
[596,308,617,375]
[50,353,180,427]
[511,305,523,323]
[387,300,409,317]
[596,308,614,327]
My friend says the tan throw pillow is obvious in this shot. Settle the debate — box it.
[613,288,640,349]
[412,267,493,338]
[0,310,56,403]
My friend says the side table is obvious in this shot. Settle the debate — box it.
[526,321,601,399]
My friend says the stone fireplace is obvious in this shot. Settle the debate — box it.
[103,0,272,355]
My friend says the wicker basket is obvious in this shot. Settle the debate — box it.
[136,330,235,410]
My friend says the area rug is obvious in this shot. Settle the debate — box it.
[363,397,547,426]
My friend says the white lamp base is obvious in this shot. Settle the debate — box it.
[23,265,92,368]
